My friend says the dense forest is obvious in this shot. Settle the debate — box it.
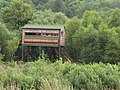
[0,0,120,90]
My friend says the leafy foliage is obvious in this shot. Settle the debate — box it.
[65,10,120,64]
[73,24,101,63]
[65,17,81,60]
[31,9,68,25]
[82,10,102,29]
[0,22,19,61]
[108,8,120,28]
[2,0,34,30]
[0,60,120,90]
[0,2,120,90]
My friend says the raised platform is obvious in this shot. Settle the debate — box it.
[22,43,59,47]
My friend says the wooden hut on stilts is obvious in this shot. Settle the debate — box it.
[21,24,65,61]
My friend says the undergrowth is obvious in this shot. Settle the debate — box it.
[0,59,120,90]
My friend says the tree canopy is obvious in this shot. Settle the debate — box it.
[0,22,19,61]
[0,0,120,90]
[31,10,68,25]
[2,0,34,30]
[65,10,120,63]
[0,0,120,63]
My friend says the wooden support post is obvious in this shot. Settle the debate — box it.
[58,46,61,59]
[61,47,64,62]
[39,46,41,59]
[39,46,40,58]
[22,45,24,61]
[27,46,29,62]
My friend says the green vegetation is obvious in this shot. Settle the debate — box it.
[0,22,19,61]
[65,10,120,64]
[31,9,68,25]
[0,60,120,90]
[1,0,34,30]
[0,0,4,2]
[0,0,120,89]
[0,59,120,90]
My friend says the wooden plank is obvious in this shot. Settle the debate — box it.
[23,39,58,43]
[24,30,59,33]
[60,27,65,46]
[22,29,25,44]
[22,43,59,47]
[24,36,59,40]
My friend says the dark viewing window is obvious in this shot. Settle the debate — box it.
[25,32,37,35]
[38,33,41,35]
[25,32,59,37]
[51,33,58,36]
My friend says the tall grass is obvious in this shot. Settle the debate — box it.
[0,60,120,90]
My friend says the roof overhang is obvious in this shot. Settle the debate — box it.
[23,24,64,30]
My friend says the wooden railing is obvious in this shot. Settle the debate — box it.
[24,35,59,40]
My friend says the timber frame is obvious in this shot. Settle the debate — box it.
[21,24,65,61]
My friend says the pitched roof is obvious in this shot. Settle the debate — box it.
[23,24,64,29]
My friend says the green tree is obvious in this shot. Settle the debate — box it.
[0,22,19,61]
[23,0,120,18]
[53,0,66,13]
[108,8,120,28]
[0,22,10,50]
[31,10,68,25]
[31,0,49,10]
[98,26,120,63]
[54,12,68,24]
[82,10,102,29]
[65,0,84,18]
[0,22,9,60]
[115,27,120,39]
[73,24,100,63]
[44,0,66,13]
[65,17,81,59]
[6,36,19,60]
[31,10,55,24]
[0,0,11,9]
[2,0,34,30]
[63,0,120,18]
[65,16,120,63]
[0,53,4,60]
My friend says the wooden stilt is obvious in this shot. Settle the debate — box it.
[22,45,24,61]
[58,46,61,59]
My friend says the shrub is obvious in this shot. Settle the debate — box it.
[0,60,120,90]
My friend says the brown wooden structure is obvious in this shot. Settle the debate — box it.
[21,24,65,61]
